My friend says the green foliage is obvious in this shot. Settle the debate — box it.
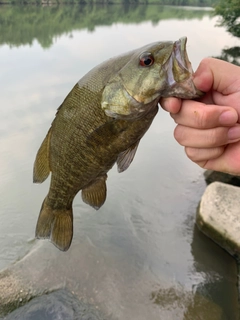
[213,0,240,65]
[214,0,240,38]
[0,4,212,48]
[215,47,240,66]
[0,0,216,4]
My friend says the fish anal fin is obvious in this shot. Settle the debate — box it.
[35,198,73,252]
[117,139,140,173]
[33,128,52,183]
[82,175,107,210]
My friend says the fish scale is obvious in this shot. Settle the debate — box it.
[33,37,202,251]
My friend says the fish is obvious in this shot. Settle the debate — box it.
[33,37,202,251]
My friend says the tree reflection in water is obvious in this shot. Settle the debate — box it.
[214,0,240,65]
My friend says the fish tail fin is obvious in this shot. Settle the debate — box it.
[35,198,73,252]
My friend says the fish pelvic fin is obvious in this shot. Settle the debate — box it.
[82,174,107,210]
[33,128,52,183]
[35,198,73,252]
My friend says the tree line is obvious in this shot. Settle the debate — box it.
[0,4,213,48]
[1,0,216,5]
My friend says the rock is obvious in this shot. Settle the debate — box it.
[0,236,238,319]
[151,285,223,320]
[204,170,240,186]
[0,210,238,319]
[0,241,112,318]
[2,289,104,320]
[197,181,240,261]
[0,239,169,320]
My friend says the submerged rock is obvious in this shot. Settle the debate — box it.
[0,238,237,319]
[0,241,111,318]
[3,289,104,320]
[0,204,238,319]
[197,181,240,261]
[151,285,223,320]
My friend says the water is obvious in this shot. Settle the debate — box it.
[0,4,239,319]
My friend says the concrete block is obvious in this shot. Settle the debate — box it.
[197,181,240,260]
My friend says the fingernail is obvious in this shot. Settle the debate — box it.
[228,126,240,140]
[219,111,238,125]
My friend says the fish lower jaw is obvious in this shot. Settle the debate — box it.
[162,78,202,99]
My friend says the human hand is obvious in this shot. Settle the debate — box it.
[161,58,240,174]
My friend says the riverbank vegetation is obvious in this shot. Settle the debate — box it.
[0,4,213,48]
[0,0,216,6]
[213,0,240,65]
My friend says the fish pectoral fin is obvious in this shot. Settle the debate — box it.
[117,139,140,173]
[35,198,73,252]
[33,128,52,183]
[81,175,107,210]
[87,118,128,145]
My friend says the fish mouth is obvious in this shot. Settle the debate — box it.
[173,37,193,82]
[163,37,203,99]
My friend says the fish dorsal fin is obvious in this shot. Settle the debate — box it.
[33,128,52,183]
[82,174,107,210]
[117,140,140,173]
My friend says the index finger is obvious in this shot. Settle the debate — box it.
[160,97,181,114]
[171,100,238,129]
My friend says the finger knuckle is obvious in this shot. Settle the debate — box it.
[193,108,209,128]
[208,130,218,146]
[208,128,227,146]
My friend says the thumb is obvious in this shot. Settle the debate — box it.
[193,57,240,94]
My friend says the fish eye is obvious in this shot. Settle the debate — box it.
[139,53,154,67]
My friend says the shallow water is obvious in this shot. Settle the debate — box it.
[0,4,239,319]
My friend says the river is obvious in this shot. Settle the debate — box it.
[0,4,239,319]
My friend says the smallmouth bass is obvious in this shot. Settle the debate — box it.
[34,37,202,251]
